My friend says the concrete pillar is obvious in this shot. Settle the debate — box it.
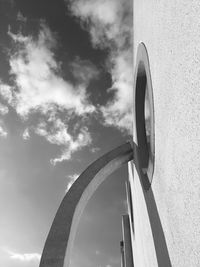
[122,215,134,267]
[120,241,125,267]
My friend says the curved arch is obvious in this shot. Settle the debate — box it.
[134,42,155,189]
[133,43,171,266]
[39,142,133,267]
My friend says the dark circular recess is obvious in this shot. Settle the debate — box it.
[134,43,155,188]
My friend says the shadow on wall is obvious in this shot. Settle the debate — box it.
[133,43,172,267]
[133,142,172,267]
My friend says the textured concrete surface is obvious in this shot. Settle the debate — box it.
[133,1,200,266]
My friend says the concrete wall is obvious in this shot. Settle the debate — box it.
[132,1,200,266]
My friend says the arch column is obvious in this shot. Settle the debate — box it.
[39,142,133,267]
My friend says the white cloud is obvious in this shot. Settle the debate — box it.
[4,248,41,262]
[90,147,100,153]
[65,173,79,192]
[35,118,92,164]
[0,119,8,138]
[7,23,95,117]
[22,128,30,140]
[70,57,99,85]
[52,127,92,164]
[68,0,133,133]
[0,23,98,163]
[0,103,9,115]
[101,51,133,131]
[0,83,13,104]
[0,125,7,138]
[17,11,27,23]
[71,0,119,26]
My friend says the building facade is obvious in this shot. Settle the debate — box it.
[130,1,200,266]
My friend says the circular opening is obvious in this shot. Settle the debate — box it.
[134,44,155,186]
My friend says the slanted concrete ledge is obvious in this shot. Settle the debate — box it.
[39,142,133,267]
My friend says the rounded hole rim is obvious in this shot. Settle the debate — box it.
[134,42,155,189]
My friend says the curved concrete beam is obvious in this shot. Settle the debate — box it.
[39,142,133,267]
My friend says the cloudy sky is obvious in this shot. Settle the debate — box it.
[0,0,133,266]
